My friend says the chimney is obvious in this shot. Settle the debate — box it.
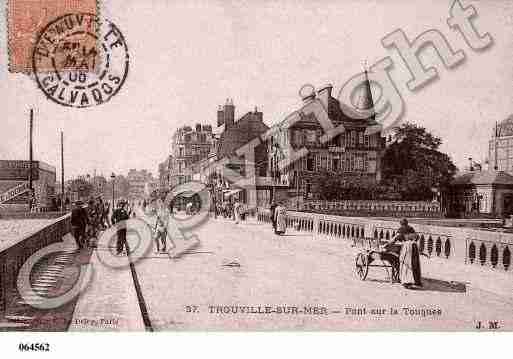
[317,84,333,110]
[223,98,235,128]
[299,84,316,104]
[468,157,474,172]
[253,106,263,122]
[217,105,224,127]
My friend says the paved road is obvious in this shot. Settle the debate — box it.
[131,213,513,331]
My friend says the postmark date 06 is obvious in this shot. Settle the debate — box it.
[18,343,50,352]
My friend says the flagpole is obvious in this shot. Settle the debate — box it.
[60,131,65,211]
[494,121,498,171]
[29,109,34,211]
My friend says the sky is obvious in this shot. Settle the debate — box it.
[2,0,513,179]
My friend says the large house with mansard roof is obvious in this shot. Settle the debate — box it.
[265,71,386,204]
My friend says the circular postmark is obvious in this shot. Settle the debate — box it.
[32,13,129,108]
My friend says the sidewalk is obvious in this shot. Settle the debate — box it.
[68,234,146,331]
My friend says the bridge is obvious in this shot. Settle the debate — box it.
[1,209,512,331]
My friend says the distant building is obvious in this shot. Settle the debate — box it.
[127,169,153,200]
[158,155,172,191]
[192,99,269,206]
[169,123,215,188]
[488,115,513,175]
[0,160,56,212]
[215,99,268,160]
[448,169,513,217]
[144,179,159,198]
[91,175,107,197]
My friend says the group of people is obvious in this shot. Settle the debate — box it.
[215,200,247,224]
[71,197,111,250]
[111,200,133,255]
[71,197,136,255]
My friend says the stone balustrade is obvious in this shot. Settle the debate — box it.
[0,211,68,220]
[257,208,512,273]
[300,200,442,218]
[0,213,71,313]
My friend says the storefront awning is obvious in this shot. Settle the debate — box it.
[224,189,242,197]
[176,190,197,198]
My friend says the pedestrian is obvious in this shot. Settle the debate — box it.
[154,214,167,253]
[111,200,130,255]
[103,202,111,228]
[396,218,422,288]
[221,202,227,218]
[270,201,277,233]
[233,200,241,224]
[274,201,287,235]
[96,197,105,229]
[185,201,193,215]
[71,200,88,249]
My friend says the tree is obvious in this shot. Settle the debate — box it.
[317,171,341,201]
[381,123,457,201]
[316,171,396,201]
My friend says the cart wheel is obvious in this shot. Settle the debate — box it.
[355,253,369,280]
[391,266,399,283]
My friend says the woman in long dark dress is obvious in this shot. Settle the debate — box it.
[386,218,422,288]
[274,203,287,235]
[270,202,277,233]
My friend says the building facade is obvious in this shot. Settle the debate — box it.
[266,78,385,205]
[127,169,153,200]
[0,160,56,212]
[144,179,159,198]
[158,155,172,191]
[448,169,513,217]
[207,100,269,206]
[169,123,216,188]
[488,115,513,175]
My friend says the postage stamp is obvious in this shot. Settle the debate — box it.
[32,13,129,107]
[7,0,98,73]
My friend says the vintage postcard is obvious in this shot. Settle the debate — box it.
[1,0,513,350]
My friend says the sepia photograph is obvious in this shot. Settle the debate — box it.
[1,0,512,356]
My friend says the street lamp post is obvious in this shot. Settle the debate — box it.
[111,173,116,209]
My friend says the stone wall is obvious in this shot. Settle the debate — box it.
[0,211,68,220]
[0,214,71,313]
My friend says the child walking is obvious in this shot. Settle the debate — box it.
[154,215,167,253]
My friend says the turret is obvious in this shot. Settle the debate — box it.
[356,67,375,120]
[217,105,224,127]
[223,98,235,128]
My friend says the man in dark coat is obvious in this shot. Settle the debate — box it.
[270,202,277,233]
[111,201,131,255]
[71,201,88,249]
